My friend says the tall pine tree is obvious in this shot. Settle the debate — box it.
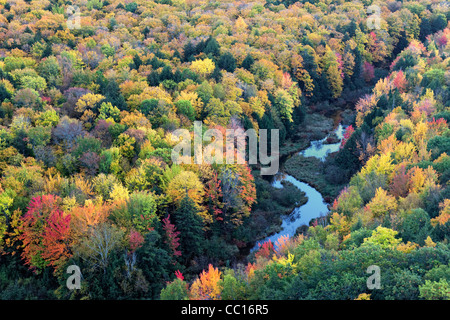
[173,194,204,261]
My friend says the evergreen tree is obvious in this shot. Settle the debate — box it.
[204,36,221,58]
[218,52,236,72]
[210,66,222,83]
[0,83,11,104]
[241,54,254,70]
[160,66,174,81]
[183,41,196,62]
[41,41,52,58]
[137,231,175,299]
[147,71,160,86]
[133,54,142,70]
[103,80,127,111]
[173,195,204,261]
[351,47,363,88]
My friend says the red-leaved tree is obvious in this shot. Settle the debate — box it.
[162,214,181,258]
[206,172,224,222]
[20,195,72,272]
[340,125,355,149]
[393,70,407,93]
[41,209,72,269]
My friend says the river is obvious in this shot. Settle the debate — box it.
[252,123,346,250]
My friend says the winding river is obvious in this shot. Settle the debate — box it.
[253,123,346,250]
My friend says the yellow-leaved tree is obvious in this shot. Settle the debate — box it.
[365,187,397,219]
[431,199,450,227]
[190,58,215,78]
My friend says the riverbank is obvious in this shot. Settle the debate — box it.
[283,154,345,202]
[280,110,352,202]
[244,112,350,251]
[279,113,335,158]
[247,172,308,241]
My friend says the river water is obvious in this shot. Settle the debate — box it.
[253,123,346,250]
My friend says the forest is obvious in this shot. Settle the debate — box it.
[0,0,449,300]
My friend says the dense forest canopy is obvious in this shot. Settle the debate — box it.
[0,0,449,300]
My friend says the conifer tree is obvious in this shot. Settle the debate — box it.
[173,194,204,260]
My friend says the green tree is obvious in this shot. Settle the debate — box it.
[136,230,174,299]
[274,89,295,123]
[160,278,189,300]
[218,52,237,73]
[98,102,121,122]
[173,195,204,260]
[175,100,195,121]
[419,279,450,300]
[220,269,247,300]
[362,226,401,249]
[400,209,432,246]
[321,47,343,98]
[241,54,254,70]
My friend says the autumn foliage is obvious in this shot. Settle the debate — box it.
[0,0,449,301]
[20,195,71,271]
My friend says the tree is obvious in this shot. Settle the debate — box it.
[20,195,71,272]
[189,264,222,300]
[274,89,295,123]
[13,88,42,110]
[340,125,355,149]
[204,37,221,58]
[166,170,205,208]
[419,279,450,300]
[160,278,189,300]
[0,189,15,252]
[77,222,124,274]
[41,208,72,270]
[393,70,407,93]
[127,191,158,233]
[220,269,247,300]
[218,165,256,229]
[332,186,363,217]
[362,62,375,83]
[69,202,110,238]
[389,164,411,198]
[75,93,105,129]
[321,47,343,98]
[362,226,401,249]
[137,230,174,299]
[431,199,450,227]
[190,58,216,78]
[114,133,136,160]
[173,195,204,260]
[175,100,195,121]
[75,93,104,114]
[98,102,120,122]
[241,54,254,70]
[365,187,398,219]
[162,214,181,259]
[218,52,236,73]
[183,41,196,62]
[427,136,450,161]
[291,54,314,97]
[102,79,127,111]
[400,208,432,246]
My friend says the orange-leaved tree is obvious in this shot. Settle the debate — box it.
[189,264,222,300]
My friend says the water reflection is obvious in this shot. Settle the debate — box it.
[252,124,345,251]
[298,124,345,161]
